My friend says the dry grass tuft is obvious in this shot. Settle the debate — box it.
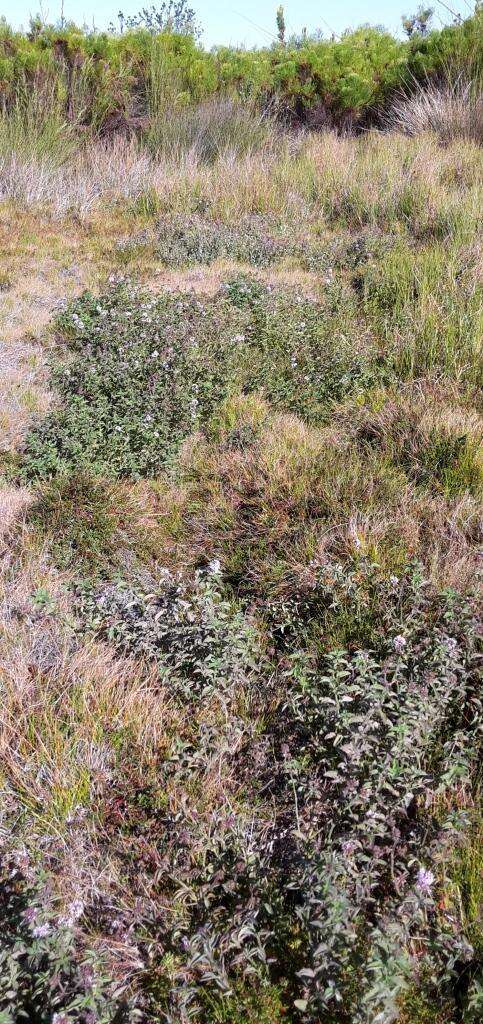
[174,398,482,595]
[0,137,194,218]
[386,78,483,145]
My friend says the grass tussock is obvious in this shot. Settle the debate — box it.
[147,95,286,163]
[387,77,483,145]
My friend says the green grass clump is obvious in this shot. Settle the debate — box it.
[147,96,281,163]
[198,981,287,1022]
[397,985,455,1024]
[363,243,483,385]
[30,473,121,572]
[415,429,482,497]
[443,806,483,959]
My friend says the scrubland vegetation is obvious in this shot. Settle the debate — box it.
[0,5,482,1023]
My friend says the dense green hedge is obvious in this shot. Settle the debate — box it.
[0,11,481,128]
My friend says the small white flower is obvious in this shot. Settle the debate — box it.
[389,575,399,586]
[207,558,222,575]
[231,334,245,344]
[393,634,407,653]
[69,898,84,920]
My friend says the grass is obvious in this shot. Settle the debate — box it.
[147,95,284,163]
[387,77,483,145]
[443,804,483,958]
[0,102,482,1024]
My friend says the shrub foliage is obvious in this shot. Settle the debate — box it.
[0,12,481,133]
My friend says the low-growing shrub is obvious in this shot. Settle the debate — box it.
[0,852,134,1022]
[75,561,482,1022]
[154,214,290,267]
[22,286,239,479]
[79,569,259,701]
[21,281,381,480]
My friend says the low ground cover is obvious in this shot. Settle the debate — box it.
[0,99,481,1024]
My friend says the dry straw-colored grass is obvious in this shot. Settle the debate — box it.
[387,78,483,145]
[0,124,480,225]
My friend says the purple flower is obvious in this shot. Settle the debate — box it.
[416,867,435,893]
[393,634,407,653]
[59,898,85,928]
[32,922,51,938]
[80,963,95,988]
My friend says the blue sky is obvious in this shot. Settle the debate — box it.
[1,1,470,47]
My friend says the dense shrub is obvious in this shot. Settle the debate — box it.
[0,13,481,132]
[152,215,339,270]
[153,214,291,266]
